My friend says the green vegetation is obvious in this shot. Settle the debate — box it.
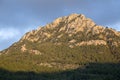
[0,42,120,80]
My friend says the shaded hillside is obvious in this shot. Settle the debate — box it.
[0,63,120,80]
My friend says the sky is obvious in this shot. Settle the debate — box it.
[0,0,120,50]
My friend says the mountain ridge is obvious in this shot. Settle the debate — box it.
[2,13,120,57]
[0,13,120,80]
[0,13,120,62]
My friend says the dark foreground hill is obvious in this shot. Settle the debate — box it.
[0,63,120,80]
[0,13,120,80]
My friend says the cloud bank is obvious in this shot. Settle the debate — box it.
[0,28,20,40]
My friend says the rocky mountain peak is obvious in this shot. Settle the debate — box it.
[19,14,120,44]
[45,13,86,29]
[20,14,100,42]
[0,13,120,80]
[1,13,120,55]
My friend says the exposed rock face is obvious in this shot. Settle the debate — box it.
[20,14,88,37]
[38,62,79,69]
[21,44,42,55]
[75,40,107,46]
[21,44,27,52]
[69,39,76,43]
[29,49,42,55]
[20,14,98,43]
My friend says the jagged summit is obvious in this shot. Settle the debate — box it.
[19,13,120,44]
[20,13,97,42]
[45,13,92,29]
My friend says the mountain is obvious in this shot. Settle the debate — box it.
[0,13,120,80]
